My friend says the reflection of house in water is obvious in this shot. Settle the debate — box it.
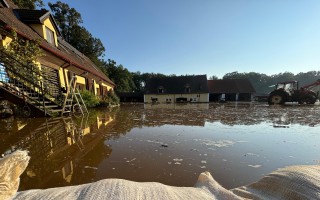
[141,105,207,127]
[208,79,255,102]
[0,112,115,190]
[144,103,209,110]
[117,92,144,102]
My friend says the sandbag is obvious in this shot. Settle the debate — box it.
[1,150,319,200]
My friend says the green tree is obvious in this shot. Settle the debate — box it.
[294,71,320,87]
[48,1,105,62]
[12,0,44,9]
[209,75,218,80]
[100,59,136,92]
[223,71,271,94]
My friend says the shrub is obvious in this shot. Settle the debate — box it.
[79,90,100,108]
[99,90,119,106]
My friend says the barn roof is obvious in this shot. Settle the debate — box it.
[145,75,209,94]
[208,79,256,93]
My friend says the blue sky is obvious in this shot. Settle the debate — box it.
[43,0,320,78]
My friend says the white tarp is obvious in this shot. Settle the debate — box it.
[1,151,319,200]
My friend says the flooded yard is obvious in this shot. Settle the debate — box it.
[1,103,320,191]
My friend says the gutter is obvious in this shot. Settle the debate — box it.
[5,25,115,87]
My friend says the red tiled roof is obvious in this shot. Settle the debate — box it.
[0,6,115,86]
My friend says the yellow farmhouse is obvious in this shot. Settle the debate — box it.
[0,0,115,116]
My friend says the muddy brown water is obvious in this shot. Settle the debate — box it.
[1,103,320,191]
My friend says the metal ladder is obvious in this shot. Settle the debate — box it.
[61,76,89,116]
[62,117,85,150]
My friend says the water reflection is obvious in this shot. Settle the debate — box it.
[0,103,319,190]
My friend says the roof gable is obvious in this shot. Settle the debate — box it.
[13,9,61,36]
[145,75,209,94]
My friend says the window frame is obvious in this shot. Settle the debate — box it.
[45,27,55,45]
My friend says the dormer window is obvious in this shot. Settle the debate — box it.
[185,86,191,93]
[46,27,55,45]
[158,87,164,94]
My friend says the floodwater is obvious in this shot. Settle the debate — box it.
[1,103,320,191]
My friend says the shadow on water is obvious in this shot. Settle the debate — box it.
[0,102,320,190]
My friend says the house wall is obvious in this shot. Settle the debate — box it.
[43,18,58,46]
[0,19,114,99]
[144,93,209,103]
[75,75,85,85]
[209,93,254,102]
[101,82,113,92]
[93,80,100,95]
[1,36,12,47]
[58,68,66,88]
[30,18,58,47]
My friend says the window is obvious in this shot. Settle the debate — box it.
[46,27,55,45]
[185,86,191,93]
[0,63,8,82]
[158,88,164,94]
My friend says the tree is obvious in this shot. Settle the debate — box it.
[100,59,136,92]
[48,1,105,62]
[223,71,272,94]
[12,0,44,9]
[209,75,218,80]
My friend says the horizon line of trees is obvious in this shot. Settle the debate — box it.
[13,1,320,94]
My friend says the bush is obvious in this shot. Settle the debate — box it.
[99,90,119,106]
[79,90,100,108]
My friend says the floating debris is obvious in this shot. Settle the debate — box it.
[174,162,181,165]
[190,148,199,152]
[201,160,207,164]
[27,170,36,177]
[237,141,249,143]
[126,158,136,163]
[248,165,262,168]
[173,158,183,162]
[84,166,98,170]
[161,144,168,147]
[203,140,235,148]
[244,153,260,157]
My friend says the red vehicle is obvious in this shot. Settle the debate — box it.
[268,80,320,105]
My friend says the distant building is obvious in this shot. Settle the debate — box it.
[117,92,144,102]
[144,75,209,103]
[208,79,255,102]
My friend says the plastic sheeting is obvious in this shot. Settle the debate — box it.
[1,151,319,200]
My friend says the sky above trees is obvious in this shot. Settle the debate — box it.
[41,0,320,78]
